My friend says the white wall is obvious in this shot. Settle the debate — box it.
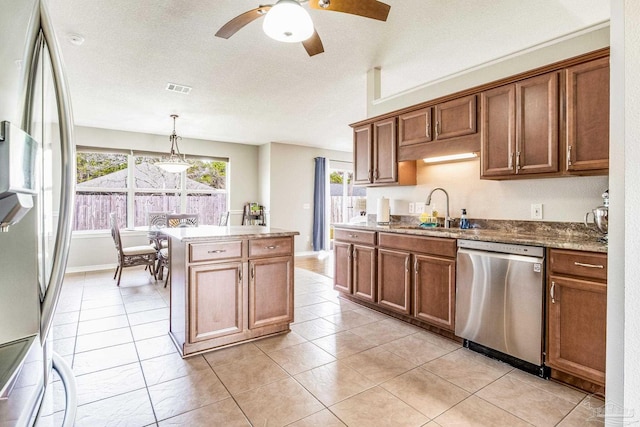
[262,142,351,253]
[609,0,640,418]
[367,160,608,222]
[67,126,260,270]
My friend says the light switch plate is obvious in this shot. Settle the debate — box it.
[531,203,543,220]
[415,202,425,214]
[409,203,415,214]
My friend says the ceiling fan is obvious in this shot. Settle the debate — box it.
[215,0,391,57]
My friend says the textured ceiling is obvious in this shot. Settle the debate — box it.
[47,0,609,152]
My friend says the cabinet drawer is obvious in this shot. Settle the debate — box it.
[334,229,376,245]
[189,241,242,263]
[378,232,456,258]
[548,249,607,281]
[249,237,292,258]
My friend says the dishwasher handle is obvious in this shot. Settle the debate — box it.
[457,247,544,265]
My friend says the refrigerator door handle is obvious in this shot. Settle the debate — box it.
[38,0,76,341]
[52,352,77,427]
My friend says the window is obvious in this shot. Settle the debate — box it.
[75,150,228,231]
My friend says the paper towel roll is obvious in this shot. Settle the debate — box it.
[377,197,390,224]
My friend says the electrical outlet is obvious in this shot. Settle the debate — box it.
[415,202,425,214]
[408,203,415,214]
[531,203,543,220]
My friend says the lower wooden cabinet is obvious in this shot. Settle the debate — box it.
[189,262,243,343]
[249,256,294,329]
[547,249,607,387]
[546,276,606,385]
[377,249,411,315]
[333,230,377,303]
[413,254,456,331]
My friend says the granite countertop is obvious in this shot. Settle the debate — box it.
[162,225,299,242]
[334,219,607,253]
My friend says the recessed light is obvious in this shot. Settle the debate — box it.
[67,33,85,46]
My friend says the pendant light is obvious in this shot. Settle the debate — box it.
[156,114,190,173]
[263,0,314,43]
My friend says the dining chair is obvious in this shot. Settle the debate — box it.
[109,212,157,286]
[147,211,168,250]
[158,213,199,287]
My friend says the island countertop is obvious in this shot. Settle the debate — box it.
[162,225,299,242]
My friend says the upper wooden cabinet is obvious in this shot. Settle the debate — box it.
[399,107,432,147]
[565,57,610,173]
[435,95,477,140]
[373,118,398,184]
[398,96,477,149]
[481,72,559,178]
[353,119,416,186]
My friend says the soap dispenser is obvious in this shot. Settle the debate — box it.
[460,209,470,229]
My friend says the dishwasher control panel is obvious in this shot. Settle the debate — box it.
[457,239,544,257]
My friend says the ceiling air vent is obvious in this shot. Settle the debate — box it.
[165,83,192,95]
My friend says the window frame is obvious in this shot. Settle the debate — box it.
[75,147,229,231]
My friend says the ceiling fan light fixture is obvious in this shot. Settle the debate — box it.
[262,0,314,43]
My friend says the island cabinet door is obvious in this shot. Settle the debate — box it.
[188,262,243,343]
[377,249,411,315]
[413,254,456,331]
[249,256,294,329]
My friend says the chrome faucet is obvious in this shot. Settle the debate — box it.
[426,187,452,228]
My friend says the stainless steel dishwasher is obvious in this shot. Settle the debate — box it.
[455,239,547,376]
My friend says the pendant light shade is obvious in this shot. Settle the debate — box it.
[263,0,314,43]
[156,114,190,173]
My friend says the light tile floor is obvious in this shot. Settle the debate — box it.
[37,266,605,427]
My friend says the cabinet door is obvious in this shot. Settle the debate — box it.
[565,57,610,172]
[353,244,376,302]
[249,256,294,329]
[372,118,398,184]
[435,94,477,140]
[413,254,456,331]
[399,107,432,146]
[481,84,516,177]
[189,262,243,343]
[377,249,411,315]
[547,275,606,385]
[516,72,559,174]
[353,125,372,184]
[334,241,352,294]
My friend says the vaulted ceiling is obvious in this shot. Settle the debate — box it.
[48,0,610,151]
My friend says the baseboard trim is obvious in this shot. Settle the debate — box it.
[65,263,116,274]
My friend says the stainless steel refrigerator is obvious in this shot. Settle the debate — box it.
[0,0,76,425]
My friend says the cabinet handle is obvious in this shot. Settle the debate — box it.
[374,169,380,180]
[567,145,573,167]
[516,151,521,171]
[368,169,373,182]
[348,234,358,238]
[239,269,242,281]
[435,121,440,137]
[574,261,604,269]
[405,257,409,273]
[251,266,255,279]
[207,249,226,254]
[426,122,431,139]
[550,281,556,304]
[265,245,278,250]
[414,259,418,275]
[508,152,513,169]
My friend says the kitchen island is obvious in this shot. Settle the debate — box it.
[163,225,299,357]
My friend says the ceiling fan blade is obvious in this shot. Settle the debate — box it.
[215,5,272,39]
[302,30,324,56]
[308,0,390,21]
